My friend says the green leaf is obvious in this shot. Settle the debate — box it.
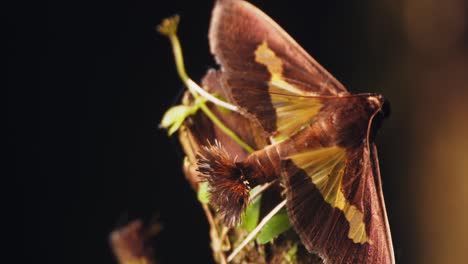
[160,105,192,135]
[160,105,191,128]
[160,98,208,136]
[241,193,262,232]
[256,207,292,244]
[197,182,210,204]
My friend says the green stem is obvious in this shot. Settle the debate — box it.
[158,16,254,153]
[199,104,255,153]
[168,34,190,85]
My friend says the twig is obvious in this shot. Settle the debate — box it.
[202,204,228,264]
[227,199,287,262]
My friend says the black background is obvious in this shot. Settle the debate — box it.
[8,1,412,263]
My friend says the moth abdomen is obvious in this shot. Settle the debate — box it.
[196,141,250,227]
[197,142,282,227]
[241,145,283,184]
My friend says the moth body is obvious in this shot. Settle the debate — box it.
[197,0,394,263]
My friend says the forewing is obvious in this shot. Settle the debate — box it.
[209,0,348,136]
[284,144,394,264]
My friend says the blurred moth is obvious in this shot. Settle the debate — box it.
[195,0,395,263]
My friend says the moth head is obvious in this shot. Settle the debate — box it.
[366,94,383,111]
[366,94,390,142]
[196,141,250,227]
[365,94,389,116]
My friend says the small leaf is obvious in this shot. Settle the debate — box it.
[167,118,184,136]
[256,207,292,244]
[161,105,190,127]
[160,105,193,136]
[241,191,262,232]
[197,182,210,204]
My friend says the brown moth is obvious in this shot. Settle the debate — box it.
[197,0,395,263]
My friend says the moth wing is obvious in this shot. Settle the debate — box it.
[270,91,323,139]
[284,144,394,264]
[200,70,269,152]
[209,0,349,136]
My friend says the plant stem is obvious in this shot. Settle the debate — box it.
[227,200,287,262]
[158,16,253,153]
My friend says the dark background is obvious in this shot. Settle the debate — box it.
[8,0,468,263]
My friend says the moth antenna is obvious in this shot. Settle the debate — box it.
[197,141,250,227]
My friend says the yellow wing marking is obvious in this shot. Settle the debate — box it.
[254,41,321,137]
[289,146,370,244]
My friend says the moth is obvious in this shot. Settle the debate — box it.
[196,0,394,263]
